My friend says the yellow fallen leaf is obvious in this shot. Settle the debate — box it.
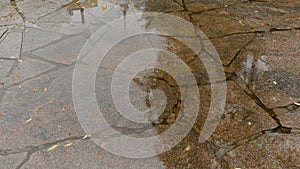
[183,145,191,152]
[33,88,37,93]
[97,151,103,159]
[25,118,33,123]
[64,142,73,147]
[44,87,48,92]
[47,144,59,151]
[82,134,91,139]
[294,102,300,106]
[102,5,107,10]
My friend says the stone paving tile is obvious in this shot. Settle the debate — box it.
[0,27,23,59]
[0,66,84,150]
[1,56,56,87]
[17,0,60,22]
[210,34,255,66]
[37,22,93,36]
[223,133,300,168]
[191,11,251,38]
[32,35,87,65]
[230,30,300,109]
[23,28,63,52]
[192,81,277,146]
[158,130,220,169]
[86,6,124,24]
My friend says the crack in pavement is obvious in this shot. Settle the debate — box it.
[223,33,257,67]
[10,0,28,23]
[229,73,300,136]
[22,52,70,68]
[0,57,18,61]
[232,74,282,125]
[0,28,9,43]
[0,135,88,169]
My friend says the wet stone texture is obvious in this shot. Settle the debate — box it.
[231,30,300,109]
[0,0,300,168]
[223,133,300,168]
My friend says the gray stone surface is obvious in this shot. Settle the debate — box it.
[0,153,27,169]
[0,28,23,59]
[2,57,56,86]
[23,28,63,52]
[32,35,87,65]
[17,0,60,22]
[0,66,84,150]
[0,60,14,83]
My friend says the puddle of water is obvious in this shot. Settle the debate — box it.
[6,0,300,168]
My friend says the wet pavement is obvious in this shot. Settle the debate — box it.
[0,0,300,168]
